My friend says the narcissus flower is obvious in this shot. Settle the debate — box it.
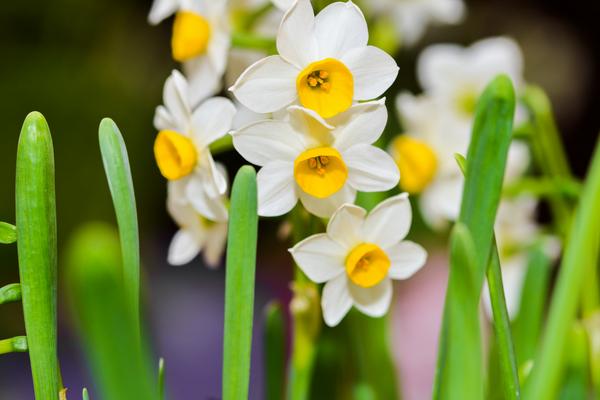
[367,0,465,46]
[230,0,399,119]
[231,100,399,218]
[153,70,235,221]
[167,181,228,267]
[148,0,230,105]
[290,194,427,326]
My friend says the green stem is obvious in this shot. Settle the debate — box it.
[16,111,60,400]
[158,358,165,400]
[222,166,259,400]
[0,336,28,354]
[231,32,277,53]
[264,302,286,400]
[523,137,600,399]
[0,283,22,305]
[0,221,17,244]
[486,241,520,400]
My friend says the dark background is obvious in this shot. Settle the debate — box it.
[0,0,598,398]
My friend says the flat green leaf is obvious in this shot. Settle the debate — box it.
[523,137,600,399]
[435,75,516,399]
[557,323,589,400]
[512,243,552,368]
[437,223,483,400]
[98,118,140,331]
[15,111,60,400]
[82,388,90,400]
[264,301,286,400]
[158,358,165,400]
[66,223,156,400]
[222,166,258,400]
[0,222,17,244]
[0,283,22,305]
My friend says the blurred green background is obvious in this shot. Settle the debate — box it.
[1,0,599,398]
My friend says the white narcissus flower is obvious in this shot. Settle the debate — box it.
[231,100,399,218]
[290,194,427,326]
[230,0,399,119]
[392,37,528,229]
[167,180,228,267]
[367,0,465,46]
[148,0,230,105]
[153,70,236,221]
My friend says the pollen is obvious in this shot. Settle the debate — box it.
[391,135,438,194]
[171,11,211,62]
[345,243,391,288]
[294,147,348,198]
[154,130,198,180]
[296,58,354,119]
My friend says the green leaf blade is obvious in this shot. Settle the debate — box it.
[264,301,286,400]
[0,222,17,244]
[15,111,60,400]
[222,166,258,400]
[98,118,140,330]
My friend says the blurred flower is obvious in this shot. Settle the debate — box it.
[230,0,399,119]
[367,0,465,46]
[148,0,230,105]
[394,37,527,229]
[271,0,293,10]
[290,194,427,326]
[167,180,228,267]
[153,70,235,221]
[231,100,398,218]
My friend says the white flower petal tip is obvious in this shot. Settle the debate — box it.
[388,241,427,280]
[289,234,345,283]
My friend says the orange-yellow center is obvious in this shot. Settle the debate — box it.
[391,135,438,194]
[154,130,198,180]
[345,243,391,288]
[171,11,211,62]
[293,147,348,198]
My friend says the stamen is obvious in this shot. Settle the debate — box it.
[319,156,329,165]
[319,70,329,79]
[308,77,318,87]
[306,69,331,91]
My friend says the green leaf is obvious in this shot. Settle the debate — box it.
[15,111,60,400]
[66,223,156,400]
[523,137,600,399]
[0,283,22,305]
[222,166,258,400]
[0,336,28,354]
[264,301,286,400]
[82,388,90,400]
[435,75,516,399]
[512,244,552,368]
[0,222,17,244]
[486,243,520,400]
[436,223,483,400]
[98,118,140,332]
[557,323,589,400]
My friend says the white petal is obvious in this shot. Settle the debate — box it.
[327,204,366,249]
[272,0,293,11]
[330,100,387,151]
[343,144,399,192]
[321,273,353,327]
[163,70,191,130]
[277,0,318,67]
[191,97,236,147]
[168,229,203,266]
[363,193,411,248]
[232,120,305,166]
[203,223,228,268]
[349,278,392,317]
[199,151,228,197]
[230,56,299,113]
[417,44,464,93]
[184,59,223,108]
[419,177,463,230]
[342,46,399,100]
[314,1,368,59]
[257,161,298,217]
[154,105,176,131]
[206,19,231,75]
[167,180,199,227]
[290,233,346,283]
[148,0,178,25]
[286,105,334,147]
[185,175,229,222]
[299,184,356,218]
[469,37,524,89]
[387,241,427,280]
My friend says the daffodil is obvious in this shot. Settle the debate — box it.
[290,194,427,326]
[167,180,228,267]
[231,100,399,218]
[367,0,465,46]
[153,70,235,221]
[148,0,230,105]
[230,0,399,119]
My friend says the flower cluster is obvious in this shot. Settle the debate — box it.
[149,0,428,326]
